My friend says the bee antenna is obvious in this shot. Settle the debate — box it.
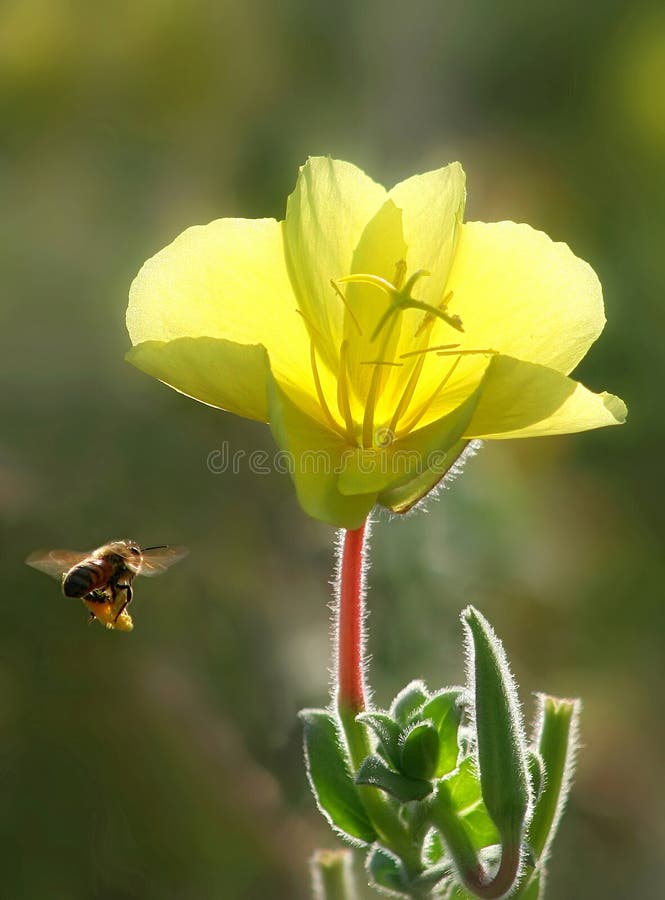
[141,544,168,552]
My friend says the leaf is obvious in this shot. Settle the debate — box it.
[366,846,409,896]
[441,759,500,850]
[390,680,429,726]
[357,711,402,769]
[399,720,440,781]
[301,709,377,844]
[418,688,465,776]
[355,755,433,802]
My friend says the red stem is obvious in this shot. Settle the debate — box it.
[336,523,367,716]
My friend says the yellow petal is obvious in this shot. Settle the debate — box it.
[284,157,387,370]
[267,373,377,529]
[440,221,606,375]
[388,162,466,317]
[127,337,270,421]
[465,355,627,439]
[343,199,408,402]
[127,217,312,406]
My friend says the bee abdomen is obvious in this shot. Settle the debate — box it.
[63,563,104,598]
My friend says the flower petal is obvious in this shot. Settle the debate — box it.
[465,355,627,439]
[267,373,377,529]
[284,157,387,370]
[127,217,313,406]
[441,221,606,375]
[388,162,466,314]
[126,337,270,421]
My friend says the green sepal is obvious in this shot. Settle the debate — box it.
[390,680,429,726]
[527,750,545,802]
[417,688,466,776]
[356,711,402,769]
[527,694,580,864]
[355,754,433,802]
[301,709,377,845]
[462,606,531,847]
[378,438,474,514]
[366,846,409,896]
[399,720,440,781]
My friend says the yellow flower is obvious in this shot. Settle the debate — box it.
[126,158,626,528]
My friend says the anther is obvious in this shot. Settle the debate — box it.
[400,344,461,359]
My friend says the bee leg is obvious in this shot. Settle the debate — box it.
[113,584,133,623]
[87,612,96,625]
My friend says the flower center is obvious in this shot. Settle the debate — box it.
[301,261,496,449]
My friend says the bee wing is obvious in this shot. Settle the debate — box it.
[26,549,89,580]
[138,546,189,577]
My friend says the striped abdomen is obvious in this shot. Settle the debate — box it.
[62,560,109,598]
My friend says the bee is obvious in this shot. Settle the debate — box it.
[26,540,188,631]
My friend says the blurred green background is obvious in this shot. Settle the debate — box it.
[1,1,662,897]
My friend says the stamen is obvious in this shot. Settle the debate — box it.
[309,340,346,438]
[330,279,362,336]
[296,308,325,342]
[398,356,463,436]
[361,315,402,449]
[336,341,357,441]
[436,348,497,357]
[400,343,461,359]
[388,352,426,435]
[359,360,404,367]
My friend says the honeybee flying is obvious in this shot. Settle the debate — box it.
[26,540,188,632]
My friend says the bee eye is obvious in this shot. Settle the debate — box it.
[130,547,141,555]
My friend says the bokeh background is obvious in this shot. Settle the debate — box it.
[1,1,663,897]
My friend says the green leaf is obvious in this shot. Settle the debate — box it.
[301,709,377,844]
[366,846,409,896]
[355,755,433,802]
[399,720,440,781]
[356,712,402,769]
[390,680,429,726]
[418,688,465,776]
[462,607,531,847]
[444,759,500,850]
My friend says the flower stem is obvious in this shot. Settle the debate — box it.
[336,524,367,720]
[333,521,423,877]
